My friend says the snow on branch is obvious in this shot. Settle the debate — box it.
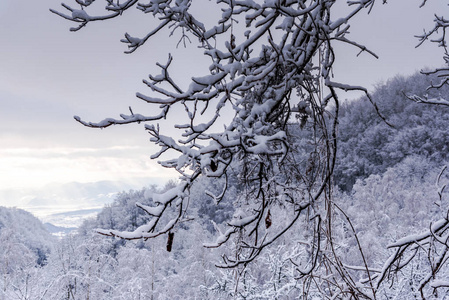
[406,93,449,107]
[53,3,428,289]
[412,3,449,98]
[97,180,193,240]
[50,3,121,31]
[377,166,449,297]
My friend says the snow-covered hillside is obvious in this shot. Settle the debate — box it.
[1,73,449,299]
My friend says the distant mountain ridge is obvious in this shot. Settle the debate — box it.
[43,222,77,237]
[0,178,160,206]
[0,177,170,228]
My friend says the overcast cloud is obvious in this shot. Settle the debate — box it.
[0,0,447,195]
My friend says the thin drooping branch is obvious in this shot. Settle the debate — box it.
[52,2,394,292]
[413,4,449,99]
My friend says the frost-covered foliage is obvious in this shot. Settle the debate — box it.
[0,207,55,300]
[335,73,449,191]
[336,160,449,299]
[0,207,54,265]
[93,187,158,232]
[49,186,220,299]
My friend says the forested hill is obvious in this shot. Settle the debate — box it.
[2,72,449,299]
[334,72,449,191]
[0,207,54,266]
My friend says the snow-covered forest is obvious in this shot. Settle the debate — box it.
[2,0,449,299]
[1,73,449,299]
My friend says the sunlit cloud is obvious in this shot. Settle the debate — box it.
[0,146,176,190]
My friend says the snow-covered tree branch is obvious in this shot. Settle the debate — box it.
[410,2,449,104]
[51,0,449,298]
[375,166,449,299]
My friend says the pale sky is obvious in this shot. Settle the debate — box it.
[0,0,447,194]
